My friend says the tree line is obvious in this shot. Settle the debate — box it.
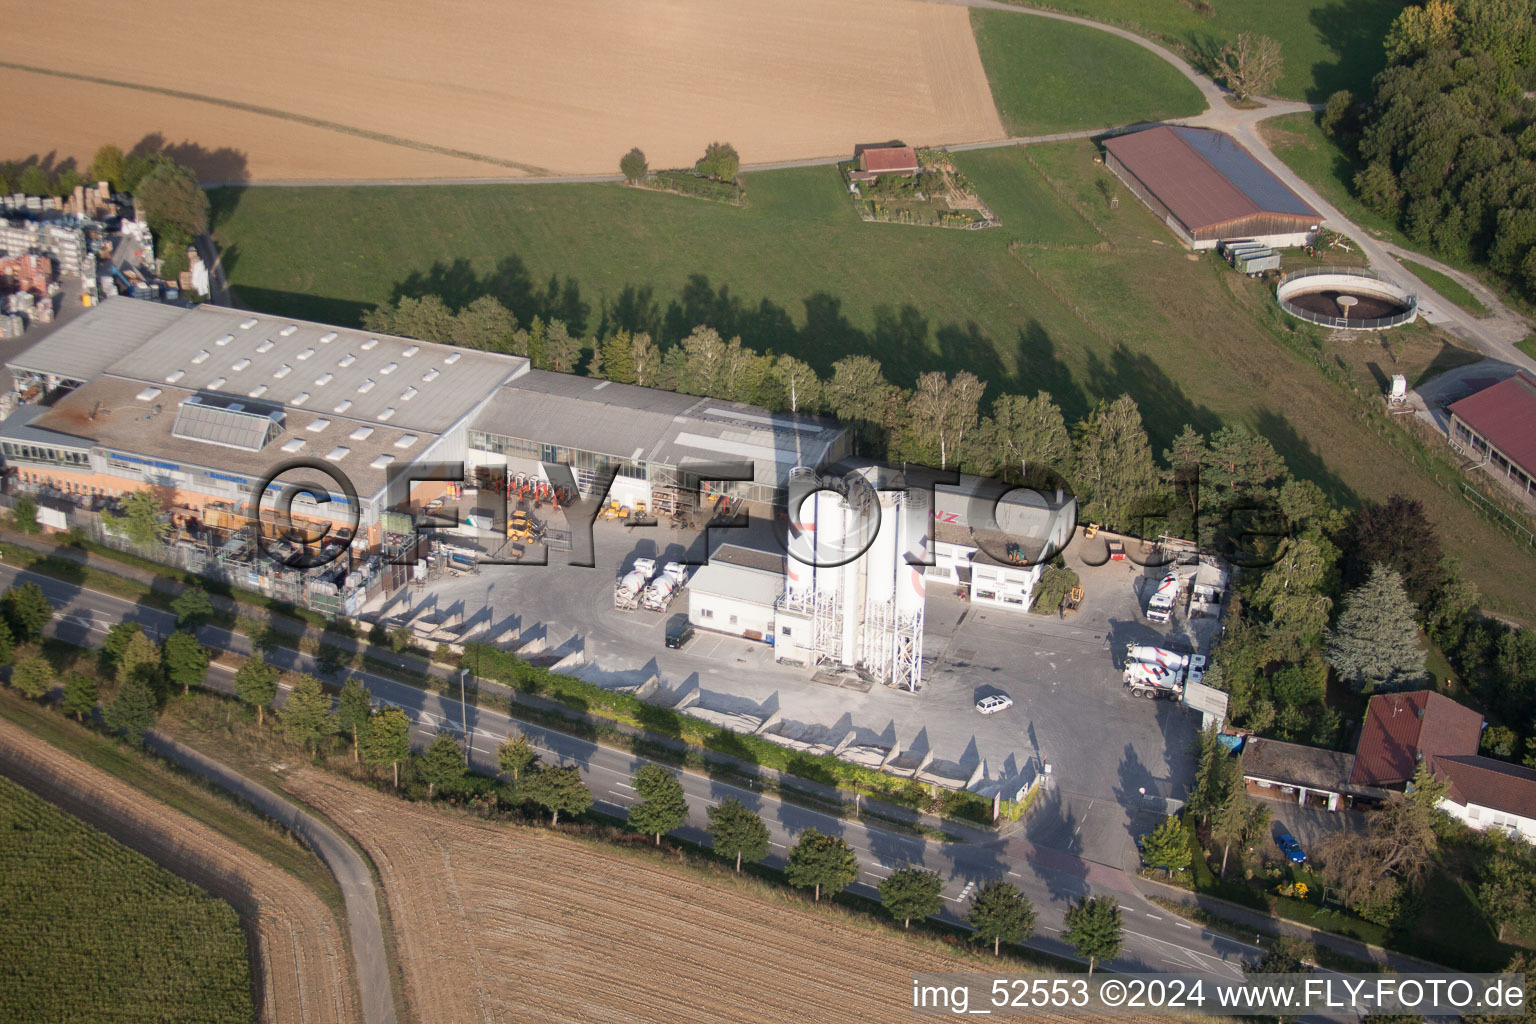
[1323,0,1536,299]
[365,292,1239,533]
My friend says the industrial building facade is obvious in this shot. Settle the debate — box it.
[1103,126,1322,250]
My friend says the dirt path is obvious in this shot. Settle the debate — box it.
[281,768,1071,1024]
[0,716,359,1024]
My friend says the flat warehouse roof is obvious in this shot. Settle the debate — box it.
[689,561,785,607]
[478,369,846,478]
[1104,126,1320,232]
[7,299,185,382]
[7,301,526,435]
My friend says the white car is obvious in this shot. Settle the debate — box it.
[975,694,1014,715]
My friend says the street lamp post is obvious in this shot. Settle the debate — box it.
[459,666,471,765]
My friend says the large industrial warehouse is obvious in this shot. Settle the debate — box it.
[1103,125,1322,249]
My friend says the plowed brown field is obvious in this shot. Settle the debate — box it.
[284,769,1062,1024]
[7,0,1004,182]
[0,718,358,1024]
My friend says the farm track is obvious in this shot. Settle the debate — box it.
[282,768,1079,1024]
[0,717,359,1024]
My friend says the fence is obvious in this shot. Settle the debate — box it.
[1275,266,1419,330]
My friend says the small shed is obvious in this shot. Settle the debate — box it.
[1182,680,1228,731]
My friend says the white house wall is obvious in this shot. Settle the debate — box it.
[690,589,776,640]
[1439,799,1536,843]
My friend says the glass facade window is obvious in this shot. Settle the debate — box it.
[2,441,91,468]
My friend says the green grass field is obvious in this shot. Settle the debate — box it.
[1396,258,1490,318]
[969,10,1205,135]
[211,140,1536,613]
[0,774,255,1023]
[1257,113,1410,246]
[1520,335,1536,360]
[998,0,1402,101]
[0,685,345,914]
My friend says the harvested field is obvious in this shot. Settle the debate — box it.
[0,717,358,1024]
[283,769,1050,1024]
[7,0,1004,181]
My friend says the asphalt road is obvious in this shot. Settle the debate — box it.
[11,561,1260,981]
[144,730,397,1024]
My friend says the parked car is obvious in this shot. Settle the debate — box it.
[975,694,1014,715]
[664,615,694,650]
[1276,832,1308,865]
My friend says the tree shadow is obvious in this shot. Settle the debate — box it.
[1249,406,1356,506]
[1306,0,1404,102]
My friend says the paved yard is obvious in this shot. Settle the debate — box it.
[388,517,1212,865]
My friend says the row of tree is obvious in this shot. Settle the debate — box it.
[365,293,1240,532]
[1326,0,1536,298]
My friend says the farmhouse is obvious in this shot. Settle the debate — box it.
[1447,372,1536,503]
[849,144,919,182]
[1102,126,1321,250]
[1429,755,1536,843]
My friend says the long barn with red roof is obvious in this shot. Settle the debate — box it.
[1102,126,1322,250]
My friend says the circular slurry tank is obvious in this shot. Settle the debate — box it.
[1276,268,1417,330]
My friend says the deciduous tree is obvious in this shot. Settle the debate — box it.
[1063,895,1123,973]
[418,732,466,799]
[1218,32,1284,99]
[785,827,859,902]
[967,880,1036,955]
[59,673,98,721]
[135,156,210,238]
[170,587,214,628]
[696,142,740,182]
[984,391,1071,485]
[279,673,335,751]
[1213,786,1271,877]
[706,797,770,872]
[234,657,279,726]
[627,764,689,845]
[879,867,944,929]
[162,630,209,695]
[9,656,53,699]
[117,489,168,547]
[497,732,539,782]
[906,371,983,470]
[89,144,127,191]
[11,495,38,534]
[3,582,53,643]
[826,356,894,454]
[620,147,648,184]
[523,764,592,824]
[360,709,412,788]
[333,678,372,762]
[106,672,159,744]
[771,354,822,414]
[1072,395,1161,531]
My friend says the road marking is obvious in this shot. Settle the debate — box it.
[1007,870,1021,877]
[768,841,785,849]
[615,782,633,790]
[1144,914,1162,920]
[1176,923,1192,929]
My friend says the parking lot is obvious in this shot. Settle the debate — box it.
[381,516,1212,865]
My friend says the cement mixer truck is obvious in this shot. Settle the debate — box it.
[642,574,678,612]
[614,558,657,611]
[1145,571,1183,623]
[1122,644,1206,700]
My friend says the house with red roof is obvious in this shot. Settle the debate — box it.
[1349,691,1484,789]
[1428,755,1536,842]
[849,144,919,182]
[1448,372,1536,503]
